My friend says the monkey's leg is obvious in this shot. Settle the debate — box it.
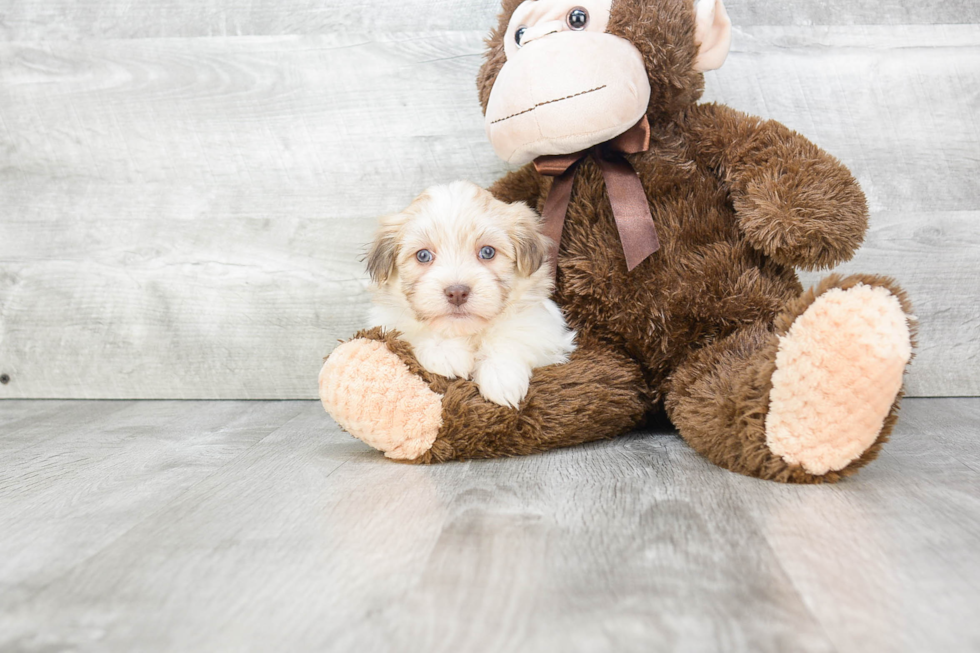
[665,274,914,484]
[319,328,649,462]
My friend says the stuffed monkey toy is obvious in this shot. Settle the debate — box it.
[319,0,915,483]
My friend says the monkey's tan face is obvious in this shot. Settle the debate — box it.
[485,0,652,166]
[483,0,734,166]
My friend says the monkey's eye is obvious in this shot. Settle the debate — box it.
[515,26,528,47]
[567,7,589,30]
[416,249,434,263]
[478,246,496,260]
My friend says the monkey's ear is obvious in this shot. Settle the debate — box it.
[365,220,401,285]
[694,0,732,72]
[509,204,548,277]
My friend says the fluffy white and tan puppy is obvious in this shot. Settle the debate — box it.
[366,180,576,407]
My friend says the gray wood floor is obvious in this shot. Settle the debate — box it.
[1,399,978,652]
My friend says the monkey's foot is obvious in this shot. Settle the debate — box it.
[319,337,442,460]
[765,282,913,475]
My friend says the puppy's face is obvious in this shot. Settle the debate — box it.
[367,181,548,336]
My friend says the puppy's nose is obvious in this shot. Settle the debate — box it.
[444,284,471,307]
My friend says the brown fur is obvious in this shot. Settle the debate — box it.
[353,327,650,464]
[666,274,916,483]
[365,226,400,284]
[511,218,549,277]
[348,0,913,482]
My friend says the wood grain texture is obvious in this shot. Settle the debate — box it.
[0,33,499,399]
[723,0,980,27]
[723,398,980,652]
[0,23,978,398]
[1,0,978,41]
[0,398,977,651]
[0,400,307,604]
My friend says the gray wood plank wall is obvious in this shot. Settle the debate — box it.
[0,1,978,399]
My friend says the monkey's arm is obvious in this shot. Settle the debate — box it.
[489,164,544,207]
[684,102,868,270]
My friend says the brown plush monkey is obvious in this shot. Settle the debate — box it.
[319,0,915,483]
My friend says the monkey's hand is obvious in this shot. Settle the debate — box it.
[688,103,869,271]
[732,146,869,271]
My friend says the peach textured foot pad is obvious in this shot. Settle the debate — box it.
[765,284,913,475]
[319,339,443,460]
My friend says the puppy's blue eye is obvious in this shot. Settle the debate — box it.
[479,246,496,260]
[416,249,433,263]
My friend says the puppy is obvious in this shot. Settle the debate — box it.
[366,180,576,407]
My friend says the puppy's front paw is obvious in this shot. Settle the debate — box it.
[472,359,531,408]
[414,339,474,379]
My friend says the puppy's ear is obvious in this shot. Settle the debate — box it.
[509,203,548,277]
[365,218,401,285]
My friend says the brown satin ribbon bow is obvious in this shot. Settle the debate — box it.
[533,116,660,274]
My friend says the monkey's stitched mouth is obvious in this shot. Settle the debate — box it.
[490,85,607,125]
